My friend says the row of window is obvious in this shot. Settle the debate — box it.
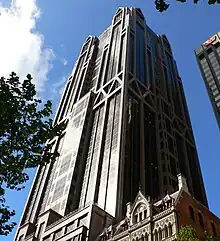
[154,224,173,241]
[43,214,87,241]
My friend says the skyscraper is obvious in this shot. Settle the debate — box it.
[15,8,207,241]
[195,32,220,129]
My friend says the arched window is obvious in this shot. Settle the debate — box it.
[145,233,149,241]
[134,214,138,223]
[159,228,162,240]
[164,225,168,238]
[144,210,147,219]
[140,235,144,241]
[133,203,147,224]
[189,206,195,221]
[168,223,173,236]
[198,212,204,229]
[211,222,217,237]
[139,212,143,221]
[154,230,158,241]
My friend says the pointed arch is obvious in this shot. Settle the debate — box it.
[145,233,149,241]
[154,230,158,241]
[168,223,173,236]
[140,235,145,241]
[164,225,168,238]
[158,228,162,240]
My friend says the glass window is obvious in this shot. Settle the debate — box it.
[213,90,219,96]
[118,34,126,72]
[52,176,67,202]
[147,50,153,85]
[106,24,120,82]
[136,22,146,84]
[97,48,107,89]
[54,229,62,240]
[129,34,134,73]
[199,54,204,60]
[215,95,220,101]
[168,223,173,235]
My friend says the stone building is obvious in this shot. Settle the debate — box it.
[97,174,220,241]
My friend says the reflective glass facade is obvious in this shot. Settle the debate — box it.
[195,32,220,129]
[15,8,208,241]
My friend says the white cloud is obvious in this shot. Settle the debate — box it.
[61,57,68,66]
[0,0,55,91]
[52,75,67,97]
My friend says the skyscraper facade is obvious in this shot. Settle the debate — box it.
[195,32,220,129]
[15,8,207,241]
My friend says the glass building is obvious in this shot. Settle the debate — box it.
[195,32,220,129]
[14,8,207,241]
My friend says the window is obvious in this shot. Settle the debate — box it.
[144,210,147,219]
[199,53,205,60]
[129,34,134,73]
[118,34,126,72]
[77,214,88,227]
[207,48,213,54]
[52,176,67,202]
[139,212,142,221]
[135,214,138,223]
[211,222,217,236]
[189,206,195,221]
[154,230,158,241]
[214,42,220,49]
[215,95,220,101]
[136,22,146,84]
[66,221,77,234]
[159,228,162,240]
[198,212,204,229]
[168,223,173,236]
[164,225,168,237]
[54,229,62,240]
[213,90,219,96]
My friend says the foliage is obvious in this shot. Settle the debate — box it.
[0,72,65,235]
[178,225,219,241]
[154,0,220,12]
[178,225,200,241]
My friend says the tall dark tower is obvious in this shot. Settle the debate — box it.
[195,32,220,129]
[14,8,207,241]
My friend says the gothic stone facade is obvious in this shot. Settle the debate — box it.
[97,175,220,241]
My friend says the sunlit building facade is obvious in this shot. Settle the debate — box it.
[15,8,207,241]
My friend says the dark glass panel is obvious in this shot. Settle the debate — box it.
[118,34,126,72]
[129,34,134,74]
[136,22,146,84]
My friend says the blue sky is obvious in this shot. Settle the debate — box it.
[1,0,220,240]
